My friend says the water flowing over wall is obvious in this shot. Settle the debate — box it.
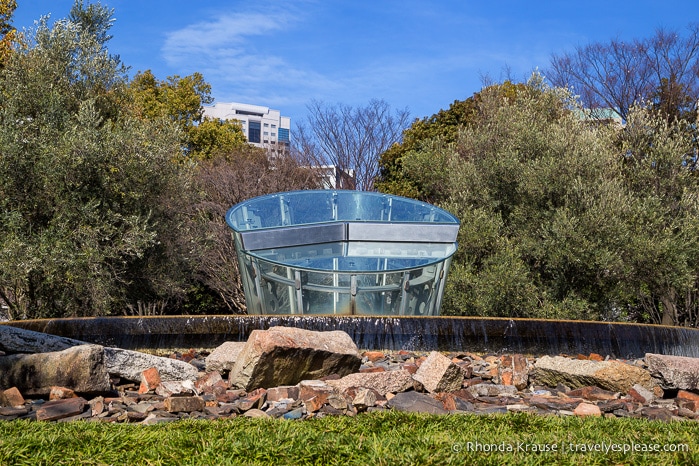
[5,315,699,358]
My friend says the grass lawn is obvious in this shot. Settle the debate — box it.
[1,411,697,465]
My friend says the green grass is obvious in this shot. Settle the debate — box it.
[0,411,698,465]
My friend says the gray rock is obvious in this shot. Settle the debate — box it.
[229,327,361,391]
[104,347,198,382]
[412,351,464,393]
[645,353,699,390]
[205,341,247,374]
[0,344,110,396]
[326,369,414,396]
[532,355,653,393]
[387,391,448,414]
[0,324,87,353]
[467,383,518,397]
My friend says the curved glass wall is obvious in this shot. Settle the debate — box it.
[226,190,459,316]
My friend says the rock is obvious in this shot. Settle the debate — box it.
[194,371,223,394]
[156,380,196,397]
[387,391,448,414]
[412,351,464,393]
[645,353,699,390]
[1,387,25,407]
[49,386,77,400]
[36,397,88,421]
[467,383,518,398]
[573,402,602,417]
[352,388,377,412]
[164,396,205,413]
[567,386,618,401]
[299,380,339,413]
[326,369,414,397]
[138,367,162,394]
[533,355,653,393]
[0,325,86,354]
[104,348,198,383]
[205,342,247,374]
[0,344,110,396]
[228,327,361,391]
[627,384,655,404]
[267,385,300,402]
[498,354,529,390]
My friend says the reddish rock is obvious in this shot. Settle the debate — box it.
[236,388,267,412]
[435,392,457,411]
[568,386,618,401]
[299,380,337,413]
[497,354,528,390]
[49,386,77,400]
[574,402,602,417]
[138,367,162,394]
[1,387,25,407]
[164,396,205,413]
[646,353,699,390]
[229,327,361,391]
[194,371,224,394]
[363,351,385,362]
[36,397,87,421]
[627,384,655,404]
[589,353,604,361]
[359,366,386,373]
[267,385,300,402]
[677,390,699,403]
[401,363,419,375]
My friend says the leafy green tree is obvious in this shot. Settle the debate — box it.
[0,0,16,67]
[127,69,240,160]
[376,81,528,202]
[0,13,195,318]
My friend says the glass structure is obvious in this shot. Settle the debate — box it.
[226,190,459,316]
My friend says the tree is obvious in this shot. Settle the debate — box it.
[293,99,411,191]
[0,12,195,318]
[191,147,322,313]
[127,69,219,157]
[0,0,16,67]
[547,24,699,122]
[377,81,528,202]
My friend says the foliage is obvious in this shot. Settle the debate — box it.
[127,69,242,160]
[0,0,16,67]
[0,13,196,318]
[293,99,411,191]
[0,412,697,465]
[376,81,528,202]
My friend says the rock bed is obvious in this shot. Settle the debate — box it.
[2,348,699,424]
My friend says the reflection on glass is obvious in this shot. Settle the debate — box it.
[227,190,459,316]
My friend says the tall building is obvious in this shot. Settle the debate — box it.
[203,102,291,152]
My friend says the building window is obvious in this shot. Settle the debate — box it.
[278,127,290,143]
[248,121,261,143]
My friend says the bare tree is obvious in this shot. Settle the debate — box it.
[548,24,699,121]
[191,147,322,313]
[293,99,411,191]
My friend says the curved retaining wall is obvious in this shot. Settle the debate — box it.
[3,315,699,358]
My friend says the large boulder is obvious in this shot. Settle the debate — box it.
[532,355,653,393]
[103,347,199,382]
[413,351,465,393]
[205,341,247,374]
[0,325,85,354]
[229,327,361,391]
[0,344,111,396]
[645,353,699,390]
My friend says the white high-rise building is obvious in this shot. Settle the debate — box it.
[203,102,291,152]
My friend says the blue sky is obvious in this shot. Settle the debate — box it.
[12,1,699,125]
